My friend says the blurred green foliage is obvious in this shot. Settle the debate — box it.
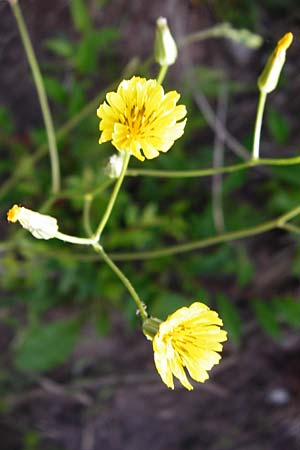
[1,0,300,381]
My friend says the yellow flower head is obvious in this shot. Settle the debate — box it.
[97,76,187,161]
[144,302,227,390]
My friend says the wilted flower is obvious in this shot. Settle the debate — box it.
[97,76,187,161]
[7,204,58,240]
[258,32,293,94]
[143,302,227,390]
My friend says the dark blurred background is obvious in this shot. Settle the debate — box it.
[1,1,300,449]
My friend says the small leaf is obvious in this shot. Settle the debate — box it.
[44,76,67,103]
[273,297,300,328]
[251,299,280,338]
[235,246,254,287]
[69,0,92,33]
[267,107,290,145]
[0,106,15,134]
[46,37,74,58]
[92,27,120,49]
[74,32,98,74]
[217,294,242,344]
[14,319,80,372]
[68,83,86,115]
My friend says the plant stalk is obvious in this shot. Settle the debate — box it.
[9,0,61,193]
[252,91,267,160]
[93,152,131,242]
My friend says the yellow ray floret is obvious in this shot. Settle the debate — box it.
[97,76,187,161]
[151,302,227,390]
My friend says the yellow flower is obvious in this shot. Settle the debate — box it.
[144,302,227,390]
[97,76,187,161]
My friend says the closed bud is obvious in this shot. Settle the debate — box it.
[154,17,177,66]
[142,316,162,340]
[105,151,126,178]
[258,32,293,94]
[7,204,58,240]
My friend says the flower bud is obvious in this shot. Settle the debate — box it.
[154,17,177,66]
[142,316,162,340]
[7,204,58,240]
[258,32,293,94]
[105,151,125,178]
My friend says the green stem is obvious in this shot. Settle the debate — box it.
[93,152,131,242]
[109,205,300,261]
[11,204,300,263]
[252,91,267,160]
[126,155,300,178]
[93,243,148,320]
[157,65,168,84]
[9,0,60,193]
[279,223,300,234]
[83,194,93,237]
[55,232,93,246]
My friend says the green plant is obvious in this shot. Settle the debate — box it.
[2,0,300,391]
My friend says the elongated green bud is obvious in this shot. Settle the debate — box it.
[258,32,293,94]
[154,17,178,66]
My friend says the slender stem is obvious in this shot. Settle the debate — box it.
[252,91,267,160]
[93,152,131,242]
[9,0,60,193]
[212,83,227,233]
[93,243,148,320]
[179,23,262,49]
[55,232,93,246]
[126,155,300,178]
[12,204,300,263]
[83,194,93,237]
[109,205,300,261]
[279,223,300,234]
[277,206,300,225]
[157,65,168,84]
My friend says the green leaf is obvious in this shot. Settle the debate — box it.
[267,107,290,145]
[92,27,120,49]
[0,106,15,134]
[273,297,300,328]
[68,82,86,115]
[217,294,242,344]
[94,311,110,336]
[223,170,248,195]
[74,32,98,74]
[69,0,92,33]
[46,37,74,58]
[251,299,280,338]
[151,293,191,320]
[234,246,254,287]
[270,166,300,187]
[44,76,67,103]
[14,319,80,372]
